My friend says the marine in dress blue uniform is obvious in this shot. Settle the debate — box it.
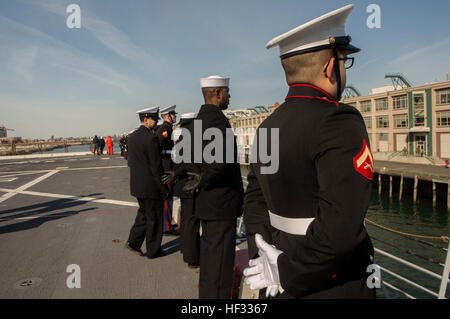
[243,5,376,299]
[157,105,179,235]
[170,112,201,268]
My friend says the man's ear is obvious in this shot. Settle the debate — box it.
[324,57,336,83]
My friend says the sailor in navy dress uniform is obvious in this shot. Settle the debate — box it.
[191,75,244,298]
[126,107,169,258]
[157,105,179,234]
[168,112,201,268]
[243,5,376,299]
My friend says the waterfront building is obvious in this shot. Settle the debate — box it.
[343,74,450,160]
[224,103,279,163]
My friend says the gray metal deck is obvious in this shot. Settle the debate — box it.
[0,154,232,299]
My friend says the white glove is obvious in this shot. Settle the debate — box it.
[243,234,284,297]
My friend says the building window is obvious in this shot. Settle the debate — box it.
[413,93,425,127]
[437,111,450,126]
[376,115,389,128]
[375,98,388,111]
[363,117,372,129]
[393,95,407,110]
[436,88,450,105]
[361,100,372,113]
[394,114,409,128]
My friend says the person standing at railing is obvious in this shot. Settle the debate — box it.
[92,135,100,155]
[243,5,375,299]
[106,136,114,155]
[100,137,106,155]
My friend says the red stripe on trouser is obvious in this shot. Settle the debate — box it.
[164,198,169,231]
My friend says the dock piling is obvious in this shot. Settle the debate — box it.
[433,182,436,208]
[399,174,404,201]
[389,176,393,198]
[414,175,419,204]
[378,174,382,196]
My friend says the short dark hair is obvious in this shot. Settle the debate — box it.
[281,49,334,85]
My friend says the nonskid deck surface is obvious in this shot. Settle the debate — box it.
[0,153,247,298]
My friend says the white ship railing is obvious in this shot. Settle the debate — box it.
[375,241,450,299]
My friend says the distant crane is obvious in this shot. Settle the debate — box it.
[0,126,14,138]
[343,85,361,99]
[385,73,412,90]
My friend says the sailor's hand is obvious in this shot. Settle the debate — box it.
[182,172,201,193]
[162,171,176,184]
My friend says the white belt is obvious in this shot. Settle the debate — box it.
[162,150,173,155]
[268,210,314,235]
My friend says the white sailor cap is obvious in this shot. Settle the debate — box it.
[160,105,177,115]
[136,106,160,119]
[200,75,230,88]
[180,112,197,120]
[266,4,360,59]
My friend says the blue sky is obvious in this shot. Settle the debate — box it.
[0,0,449,139]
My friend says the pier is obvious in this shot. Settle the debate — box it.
[374,160,450,211]
[0,139,91,156]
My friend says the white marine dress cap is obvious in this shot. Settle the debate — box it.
[266,4,360,59]
[136,106,160,119]
[200,75,230,88]
[180,112,197,120]
[160,105,177,115]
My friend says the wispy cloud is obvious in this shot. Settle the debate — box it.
[31,0,162,68]
[389,37,450,66]
[9,45,39,81]
[0,14,133,93]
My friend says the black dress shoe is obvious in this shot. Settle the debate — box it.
[125,242,144,256]
[147,249,168,259]
[164,229,180,236]
[188,262,200,269]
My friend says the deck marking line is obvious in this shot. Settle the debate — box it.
[0,169,52,176]
[0,170,59,204]
[0,171,52,178]
[0,187,138,207]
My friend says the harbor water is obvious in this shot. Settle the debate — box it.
[41,143,121,154]
[367,192,449,299]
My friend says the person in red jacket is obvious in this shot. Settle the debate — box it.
[106,136,114,155]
